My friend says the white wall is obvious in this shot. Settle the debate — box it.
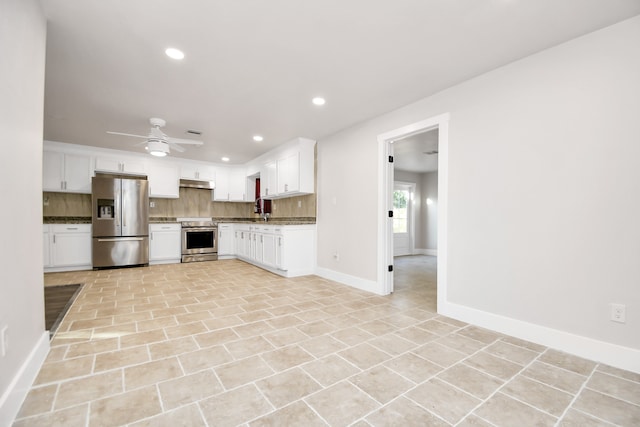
[317,16,640,369]
[422,171,438,251]
[0,0,49,424]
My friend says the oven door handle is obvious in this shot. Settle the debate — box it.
[182,228,217,232]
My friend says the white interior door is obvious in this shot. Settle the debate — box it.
[393,182,415,256]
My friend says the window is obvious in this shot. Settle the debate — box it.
[393,189,409,233]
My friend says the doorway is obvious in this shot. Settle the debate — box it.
[377,113,449,311]
[393,181,416,256]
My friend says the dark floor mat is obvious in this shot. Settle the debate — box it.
[44,284,83,339]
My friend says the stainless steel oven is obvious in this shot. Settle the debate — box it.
[180,220,218,262]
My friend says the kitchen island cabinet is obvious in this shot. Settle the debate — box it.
[221,223,315,277]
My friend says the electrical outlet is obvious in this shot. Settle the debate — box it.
[298,201,302,208]
[0,325,8,357]
[610,303,626,323]
[149,201,156,208]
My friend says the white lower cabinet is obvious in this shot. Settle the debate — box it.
[233,224,251,259]
[149,223,181,264]
[44,224,92,272]
[222,223,315,277]
[43,226,51,267]
[262,232,277,268]
[217,224,235,258]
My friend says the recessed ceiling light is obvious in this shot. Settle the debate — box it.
[165,47,185,60]
[312,97,326,106]
[253,135,263,142]
[221,157,230,162]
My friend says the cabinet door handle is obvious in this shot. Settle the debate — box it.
[285,183,288,192]
[151,232,153,240]
[53,235,56,244]
[66,227,78,230]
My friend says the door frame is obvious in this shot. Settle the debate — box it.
[377,113,449,303]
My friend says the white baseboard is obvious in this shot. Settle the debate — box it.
[315,267,384,295]
[413,249,438,256]
[0,331,50,426]
[439,301,640,374]
[44,265,92,273]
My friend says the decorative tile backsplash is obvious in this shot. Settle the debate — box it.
[43,188,316,220]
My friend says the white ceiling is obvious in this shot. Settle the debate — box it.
[40,1,640,164]
[394,129,439,173]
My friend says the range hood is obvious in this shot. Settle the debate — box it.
[179,179,214,190]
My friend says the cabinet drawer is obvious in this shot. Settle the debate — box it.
[50,224,92,233]
[149,223,180,232]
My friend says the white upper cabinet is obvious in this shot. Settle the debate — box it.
[277,151,300,194]
[43,151,92,193]
[213,166,248,202]
[261,138,315,199]
[180,163,216,182]
[95,155,145,175]
[146,161,179,198]
[260,161,277,198]
[42,138,315,201]
[228,167,248,201]
[212,166,248,202]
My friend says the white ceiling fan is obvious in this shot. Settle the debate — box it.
[107,118,203,157]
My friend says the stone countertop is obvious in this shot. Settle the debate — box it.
[45,216,316,225]
[149,217,179,223]
[215,217,316,225]
[44,216,92,224]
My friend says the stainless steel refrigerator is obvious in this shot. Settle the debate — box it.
[92,176,149,268]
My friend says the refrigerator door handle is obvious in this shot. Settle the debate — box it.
[97,237,145,242]
[115,189,121,228]
[122,190,126,228]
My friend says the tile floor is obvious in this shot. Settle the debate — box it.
[14,256,640,426]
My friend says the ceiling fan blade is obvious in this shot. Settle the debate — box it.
[167,142,186,152]
[106,131,148,139]
[167,137,204,145]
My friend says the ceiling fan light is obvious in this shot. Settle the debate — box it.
[147,140,169,157]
